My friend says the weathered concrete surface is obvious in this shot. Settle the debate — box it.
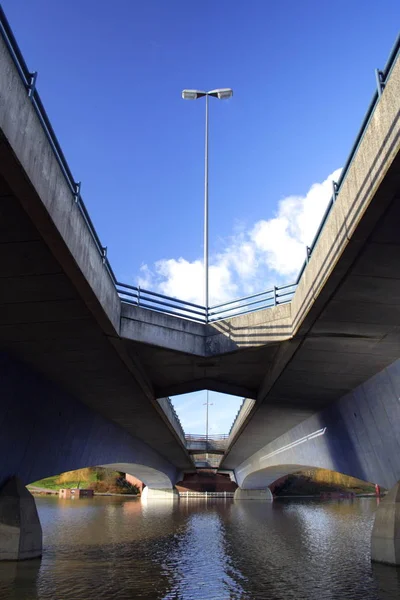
[0,477,42,561]
[230,357,400,491]
[121,304,292,398]
[121,302,292,355]
[141,487,179,501]
[371,482,400,565]
[0,354,182,491]
[0,31,192,472]
[120,305,206,356]
[222,55,400,466]
[121,56,400,412]
[0,31,120,337]
[234,488,272,501]
[372,482,400,565]
[99,463,176,490]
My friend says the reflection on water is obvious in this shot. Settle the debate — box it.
[0,496,399,599]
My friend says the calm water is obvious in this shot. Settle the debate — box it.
[1,496,400,599]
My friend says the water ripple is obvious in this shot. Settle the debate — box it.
[0,496,399,599]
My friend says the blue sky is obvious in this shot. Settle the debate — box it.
[3,1,400,434]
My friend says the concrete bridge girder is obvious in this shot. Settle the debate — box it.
[98,463,175,491]
[232,357,400,565]
[232,356,400,493]
[0,354,181,492]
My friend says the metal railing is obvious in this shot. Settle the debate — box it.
[185,434,229,453]
[117,280,296,323]
[117,282,207,323]
[1,6,399,328]
[208,283,296,322]
[185,434,229,442]
[179,491,234,498]
[295,33,400,286]
[0,6,118,287]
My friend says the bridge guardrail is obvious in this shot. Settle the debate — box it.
[117,282,207,323]
[0,6,118,287]
[185,434,229,453]
[1,6,399,326]
[117,281,297,323]
[295,33,400,286]
[180,491,234,498]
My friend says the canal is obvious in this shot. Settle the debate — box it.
[1,496,399,599]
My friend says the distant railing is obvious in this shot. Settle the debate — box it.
[1,7,399,328]
[117,282,207,323]
[179,491,234,498]
[0,6,118,288]
[185,434,229,453]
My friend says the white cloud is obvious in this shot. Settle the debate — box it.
[251,168,342,277]
[137,168,341,306]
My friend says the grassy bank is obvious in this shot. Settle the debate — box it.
[271,468,378,497]
[29,467,140,495]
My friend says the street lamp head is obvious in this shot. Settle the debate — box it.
[182,88,233,100]
[208,88,233,100]
[182,89,207,100]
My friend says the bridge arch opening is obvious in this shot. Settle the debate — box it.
[239,464,379,497]
[27,462,174,492]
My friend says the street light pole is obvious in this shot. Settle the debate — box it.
[205,390,209,441]
[181,88,233,322]
[204,390,213,460]
[204,93,209,315]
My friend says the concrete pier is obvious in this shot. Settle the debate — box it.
[141,487,179,501]
[234,488,273,501]
[0,477,42,561]
[371,482,400,565]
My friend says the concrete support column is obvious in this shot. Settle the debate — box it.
[371,481,400,565]
[141,487,179,501]
[234,488,273,501]
[0,477,42,561]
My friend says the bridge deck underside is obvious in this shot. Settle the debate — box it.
[122,338,279,400]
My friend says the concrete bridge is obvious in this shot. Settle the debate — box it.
[0,7,400,563]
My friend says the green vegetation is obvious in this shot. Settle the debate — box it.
[272,468,378,496]
[29,467,140,495]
